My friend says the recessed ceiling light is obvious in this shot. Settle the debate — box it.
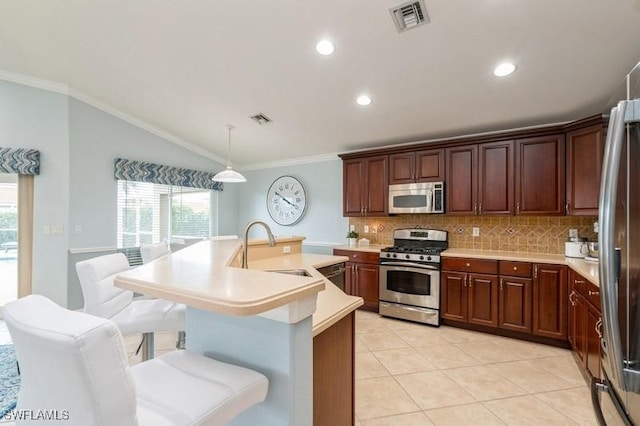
[494,62,516,77]
[356,95,372,106]
[315,40,335,55]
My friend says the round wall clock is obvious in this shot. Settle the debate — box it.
[266,175,307,226]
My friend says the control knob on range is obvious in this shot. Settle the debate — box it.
[405,254,410,259]
[385,253,391,258]
[392,254,397,258]
[419,255,424,260]
[427,256,432,261]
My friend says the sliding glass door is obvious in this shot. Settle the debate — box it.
[0,173,18,312]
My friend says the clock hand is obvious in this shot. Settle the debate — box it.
[275,192,296,207]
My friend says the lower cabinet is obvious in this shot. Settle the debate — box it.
[442,258,567,343]
[569,269,602,378]
[533,264,568,339]
[333,249,379,312]
[313,312,355,425]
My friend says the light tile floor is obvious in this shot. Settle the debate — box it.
[0,311,597,425]
[354,310,597,425]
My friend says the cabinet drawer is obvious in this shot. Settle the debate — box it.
[333,249,379,265]
[586,282,601,310]
[499,261,532,278]
[442,257,498,274]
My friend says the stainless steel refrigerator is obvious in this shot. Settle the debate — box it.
[592,61,640,425]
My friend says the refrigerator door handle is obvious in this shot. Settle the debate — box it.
[591,377,634,426]
[599,101,627,390]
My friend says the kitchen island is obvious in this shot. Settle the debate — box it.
[115,237,362,426]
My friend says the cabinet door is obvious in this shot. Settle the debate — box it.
[478,141,514,215]
[566,124,604,215]
[586,303,602,378]
[344,262,356,296]
[354,263,379,312]
[363,156,388,216]
[499,276,532,333]
[533,264,568,339]
[573,294,587,362]
[446,145,478,215]
[343,159,364,216]
[441,271,468,322]
[515,135,565,215]
[389,152,415,185]
[468,274,498,327]
[415,149,445,182]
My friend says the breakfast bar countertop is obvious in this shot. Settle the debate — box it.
[442,248,600,287]
[114,238,325,317]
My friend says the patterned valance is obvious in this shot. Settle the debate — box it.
[0,148,40,175]
[114,158,223,191]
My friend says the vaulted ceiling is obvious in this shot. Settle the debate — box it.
[1,1,640,167]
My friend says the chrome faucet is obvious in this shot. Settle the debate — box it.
[242,220,276,269]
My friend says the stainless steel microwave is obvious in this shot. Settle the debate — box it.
[388,182,445,214]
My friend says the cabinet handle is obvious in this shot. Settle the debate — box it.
[466,263,470,267]
[566,202,570,214]
[513,266,517,271]
[569,290,576,306]
[500,278,503,291]
[534,265,538,279]
[516,202,520,214]
[588,290,600,296]
[575,280,585,284]
[474,203,478,215]
[479,203,482,214]
[595,318,603,338]
[464,276,467,287]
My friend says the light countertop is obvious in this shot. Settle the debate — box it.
[442,248,599,287]
[248,254,363,336]
[332,244,386,253]
[115,239,362,336]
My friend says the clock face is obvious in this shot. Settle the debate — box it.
[267,176,307,226]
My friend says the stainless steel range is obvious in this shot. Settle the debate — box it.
[379,228,448,326]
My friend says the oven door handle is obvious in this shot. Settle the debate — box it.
[380,262,439,271]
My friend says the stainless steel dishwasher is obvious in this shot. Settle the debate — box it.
[316,263,346,292]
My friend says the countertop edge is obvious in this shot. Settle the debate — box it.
[312,298,364,337]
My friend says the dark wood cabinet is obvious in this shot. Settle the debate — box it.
[479,141,514,215]
[468,274,499,327]
[499,275,532,333]
[566,124,605,215]
[334,249,379,312]
[342,156,388,217]
[441,258,498,326]
[446,142,513,216]
[568,269,602,378]
[441,270,468,321]
[445,145,477,215]
[533,263,568,339]
[389,149,445,184]
[515,135,565,215]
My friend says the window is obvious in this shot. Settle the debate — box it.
[116,180,218,248]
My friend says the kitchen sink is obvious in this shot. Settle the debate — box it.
[265,269,312,277]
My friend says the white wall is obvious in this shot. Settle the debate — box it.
[236,160,347,252]
[0,81,70,306]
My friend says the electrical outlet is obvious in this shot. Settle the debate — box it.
[364,225,370,233]
[349,224,355,232]
[472,227,480,237]
[75,225,83,234]
[282,245,291,254]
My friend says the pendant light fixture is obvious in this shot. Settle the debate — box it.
[212,124,246,183]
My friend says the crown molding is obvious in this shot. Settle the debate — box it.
[0,69,228,166]
[241,152,339,171]
[0,69,69,94]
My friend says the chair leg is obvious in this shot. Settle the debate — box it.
[176,331,186,350]
[141,332,154,361]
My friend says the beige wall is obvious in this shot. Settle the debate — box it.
[349,215,598,255]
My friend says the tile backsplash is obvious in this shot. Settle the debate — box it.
[349,215,598,255]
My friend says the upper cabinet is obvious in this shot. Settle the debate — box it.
[343,155,388,217]
[389,149,445,184]
[446,141,514,216]
[566,123,605,215]
[515,135,565,216]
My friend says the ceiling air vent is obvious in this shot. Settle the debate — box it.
[390,0,429,33]
[250,113,272,125]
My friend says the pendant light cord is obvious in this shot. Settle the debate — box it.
[226,124,234,167]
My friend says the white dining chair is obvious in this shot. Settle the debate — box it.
[75,252,184,360]
[140,242,170,264]
[4,295,268,426]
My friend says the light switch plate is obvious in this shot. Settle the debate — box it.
[472,227,480,237]
[364,225,369,233]
[349,224,355,232]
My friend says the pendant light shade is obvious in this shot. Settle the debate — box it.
[213,125,246,183]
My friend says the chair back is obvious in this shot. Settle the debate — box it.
[3,295,137,426]
[75,253,133,319]
[140,242,169,264]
